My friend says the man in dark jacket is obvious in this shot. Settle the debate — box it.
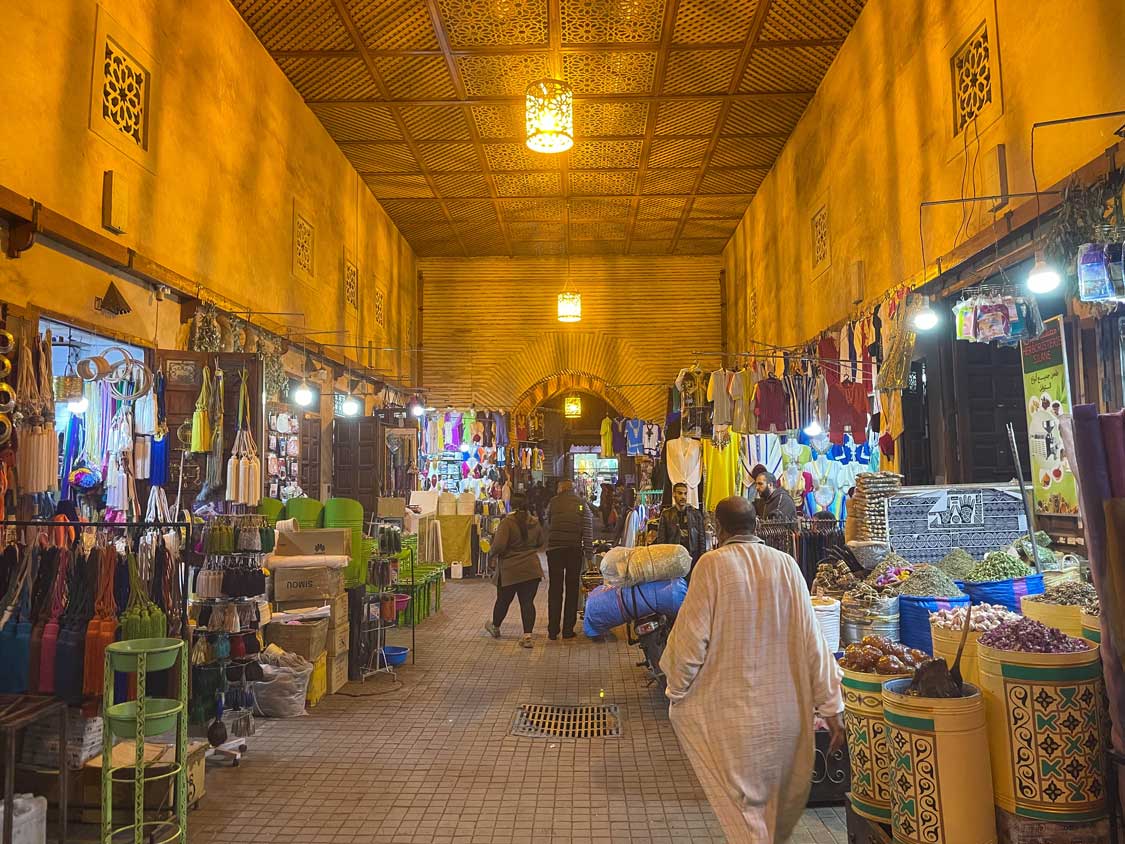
[657,482,706,566]
[545,480,594,639]
[753,470,797,521]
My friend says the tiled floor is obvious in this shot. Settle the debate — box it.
[188,580,848,844]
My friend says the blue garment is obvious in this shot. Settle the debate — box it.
[625,419,645,457]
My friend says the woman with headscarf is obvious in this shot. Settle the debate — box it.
[485,492,545,648]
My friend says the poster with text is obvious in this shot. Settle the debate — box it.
[1021,316,1078,514]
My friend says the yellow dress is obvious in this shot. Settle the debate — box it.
[702,431,743,512]
[600,417,614,457]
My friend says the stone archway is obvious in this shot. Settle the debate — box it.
[512,371,637,419]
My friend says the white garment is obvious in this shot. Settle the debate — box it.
[708,368,735,427]
[618,508,641,548]
[664,437,702,509]
[642,423,662,456]
[741,434,782,488]
[662,538,843,843]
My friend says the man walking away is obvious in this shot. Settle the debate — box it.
[656,482,705,566]
[544,480,593,640]
[753,470,797,521]
[661,496,843,843]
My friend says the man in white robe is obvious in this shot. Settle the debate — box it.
[661,496,844,843]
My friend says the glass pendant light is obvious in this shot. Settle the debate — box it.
[564,395,582,418]
[526,79,574,154]
[557,291,581,322]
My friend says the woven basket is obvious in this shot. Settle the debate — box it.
[848,541,890,570]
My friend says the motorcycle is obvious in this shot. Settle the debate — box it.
[630,613,670,692]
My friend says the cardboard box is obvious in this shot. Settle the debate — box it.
[272,566,345,602]
[329,651,349,693]
[264,618,328,661]
[328,620,349,656]
[273,528,351,557]
[377,497,407,518]
[83,740,207,810]
[275,593,347,626]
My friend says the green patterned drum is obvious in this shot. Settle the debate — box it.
[842,667,908,822]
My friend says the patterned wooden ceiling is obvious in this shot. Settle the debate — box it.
[233,0,867,257]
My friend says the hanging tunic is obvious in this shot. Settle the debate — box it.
[702,432,742,511]
[600,417,615,457]
[665,437,703,509]
[661,538,843,844]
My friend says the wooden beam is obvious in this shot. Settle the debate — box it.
[671,0,775,252]
[330,0,469,256]
[625,0,680,255]
[304,90,818,107]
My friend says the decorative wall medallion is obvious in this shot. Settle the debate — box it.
[373,287,386,328]
[951,23,992,136]
[102,37,148,148]
[812,204,830,273]
[293,212,315,278]
[343,259,359,311]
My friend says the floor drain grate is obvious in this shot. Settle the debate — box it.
[511,704,622,739]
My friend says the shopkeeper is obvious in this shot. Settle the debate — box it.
[657,482,705,567]
[753,470,797,521]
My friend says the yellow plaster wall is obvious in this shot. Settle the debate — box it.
[722,0,1125,350]
[0,0,417,385]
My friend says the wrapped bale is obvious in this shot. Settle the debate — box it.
[599,544,691,587]
[582,578,687,637]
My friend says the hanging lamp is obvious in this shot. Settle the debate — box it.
[526,79,574,154]
[564,395,582,418]
[557,250,581,323]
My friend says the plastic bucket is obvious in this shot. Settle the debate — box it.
[882,679,997,844]
[841,595,900,646]
[842,667,910,822]
[963,574,1045,614]
[930,623,982,689]
[379,646,409,667]
[283,497,324,529]
[977,642,1107,820]
[899,594,969,653]
[1020,594,1083,638]
[1081,612,1101,643]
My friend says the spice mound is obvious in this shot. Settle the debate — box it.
[1025,581,1097,606]
[839,636,928,675]
[907,658,972,698]
[1085,597,1100,616]
[895,564,965,598]
[865,553,913,591]
[963,551,1033,582]
[931,603,1017,632]
[936,548,976,580]
[978,617,1091,653]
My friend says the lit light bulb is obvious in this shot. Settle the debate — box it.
[410,403,425,417]
[67,397,89,415]
[911,297,939,332]
[1027,257,1061,294]
[293,381,313,407]
[341,395,360,416]
[802,420,823,437]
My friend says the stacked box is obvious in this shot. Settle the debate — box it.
[272,565,349,694]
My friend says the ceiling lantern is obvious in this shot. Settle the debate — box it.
[557,291,581,323]
[525,78,574,154]
[564,395,582,418]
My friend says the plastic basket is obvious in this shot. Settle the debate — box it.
[306,652,327,708]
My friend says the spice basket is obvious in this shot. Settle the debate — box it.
[977,642,1107,820]
[1081,611,1101,643]
[930,623,983,688]
[841,594,900,646]
[841,667,909,823]
[846,541,890,570]
[882,679,997,844]
[1020,594,1083,638]
[962,574,1044,613]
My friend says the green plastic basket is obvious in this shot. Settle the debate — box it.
[323,497,364,525]
[283,497,324,529]
[106,638,183,673]
[105,699,184,739]
[257,497,284,525]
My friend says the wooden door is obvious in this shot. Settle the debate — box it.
[953,341,1029,484]
[900,360,932,485]
[299,413,321,497]
[332,416,380,514]
[153,350,264,508]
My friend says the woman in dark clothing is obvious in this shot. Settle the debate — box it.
[485,493,546,648]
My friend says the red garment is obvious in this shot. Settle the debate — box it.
[879,431,896,459]
[753,377,789,432]
[818,336,839,386]
[827,380,868,444]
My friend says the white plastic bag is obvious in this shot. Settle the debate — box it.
[600,544,691,587]
[252,650,313,718]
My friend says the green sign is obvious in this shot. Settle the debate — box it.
[1021,316,1078,514]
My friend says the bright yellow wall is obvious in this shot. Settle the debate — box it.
[420,256,722,420]
[723,0,1125,349]
[0,0,417,385]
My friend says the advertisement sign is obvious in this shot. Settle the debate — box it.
[1020,316,1078,514]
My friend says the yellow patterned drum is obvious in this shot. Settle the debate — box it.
[882,679,997,844]
[842,667,909,822]
[930,623,982,688]
[1081,612,1101,643]
[978,643,1107,821]
[1020,594,1083,639]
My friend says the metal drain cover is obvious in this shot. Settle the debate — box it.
[512,703,622,739]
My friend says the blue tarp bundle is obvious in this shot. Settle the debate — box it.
[582,578,687,638]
